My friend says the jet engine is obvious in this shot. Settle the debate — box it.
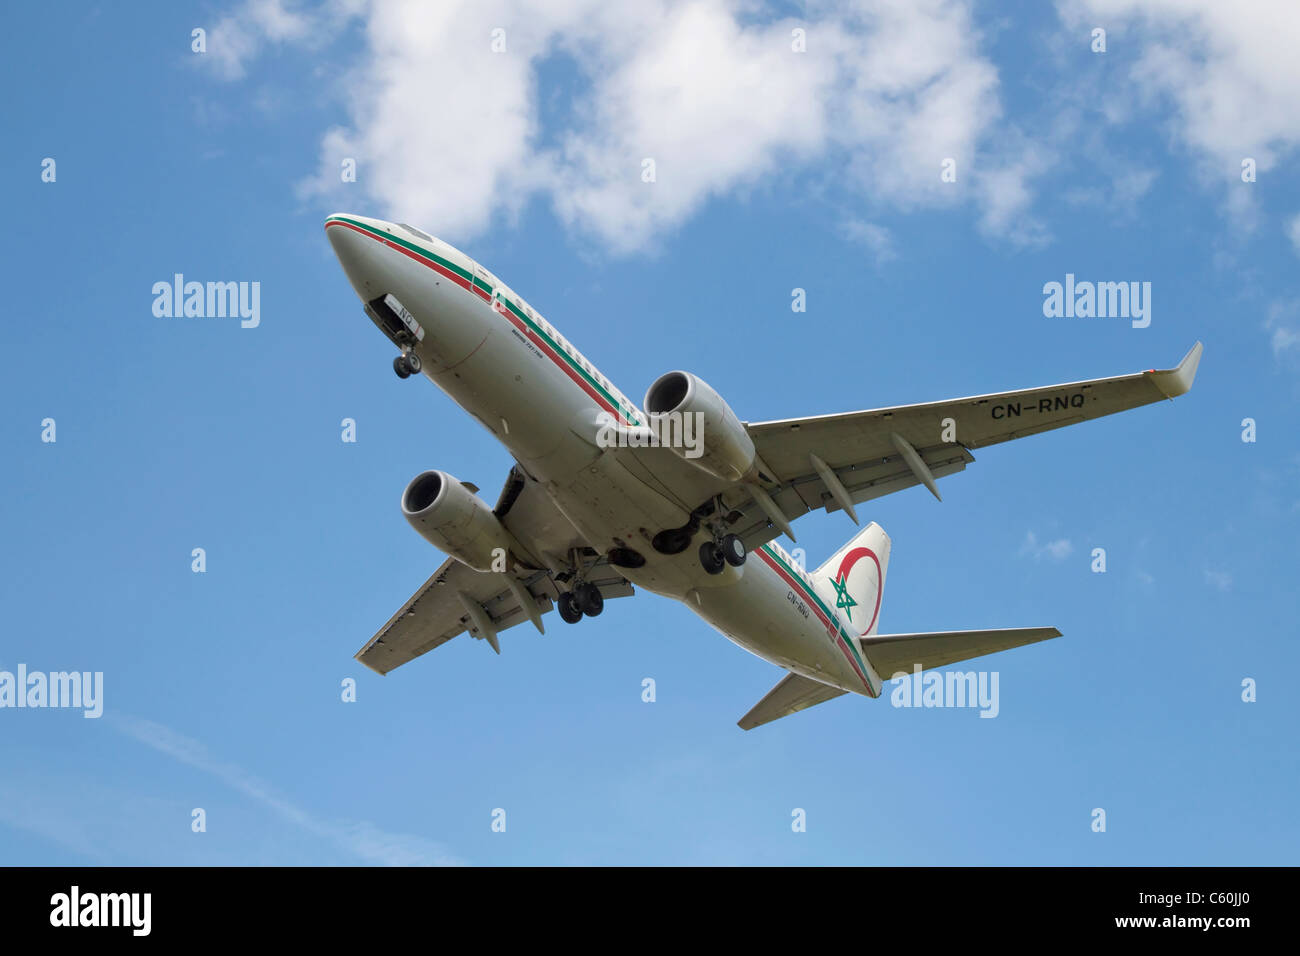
[643,370,756,481]
[401,470,516,571]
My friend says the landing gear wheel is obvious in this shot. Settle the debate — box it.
[574,582,604,617]
[558,591,583,624]
[721,533,746,567]
[393,355,412,379]
[699,541,726,575]
[404,350,422,373]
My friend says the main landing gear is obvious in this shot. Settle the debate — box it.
[558,581,604,623]
[699,534,746,575]
[552,548,609,626]
[652,499,747,576]
[393,349,422,379]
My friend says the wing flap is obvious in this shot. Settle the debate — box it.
[737,671,847,730]
[734,446,973,551]
[859,626,1061,678]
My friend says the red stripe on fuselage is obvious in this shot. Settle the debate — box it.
[325,220,475,294]
[326,219,632,425]
[755,547,875,694]
[493,301,634,425]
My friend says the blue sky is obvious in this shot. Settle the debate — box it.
[2,0,1298,865]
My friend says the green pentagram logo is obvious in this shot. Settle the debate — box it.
[830,573,857,620]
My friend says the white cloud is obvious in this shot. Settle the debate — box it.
[1019,531,1074,562]
[203,0,318,80]
[113,714,461,866]
[827,1,1048,244]
[211,0,1044,252]
[545,2,836,253]
[839,218,897,263]
[1057,1,1300,225]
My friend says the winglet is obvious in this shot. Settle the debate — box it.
[1147,341,1202,399]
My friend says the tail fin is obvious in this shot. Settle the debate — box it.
[813,521,891,636]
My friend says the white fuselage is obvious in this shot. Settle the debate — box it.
[326,214,880,698]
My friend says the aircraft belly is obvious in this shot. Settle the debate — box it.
[401,285,714,592]
[689,558,864,694]
[617,544,740,596]
[539,450,705,591]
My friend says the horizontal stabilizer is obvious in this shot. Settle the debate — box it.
[738,671,846,730]
[859,626,1061,678]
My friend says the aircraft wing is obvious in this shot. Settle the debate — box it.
[730,342,1202,549]
[355,557,633,674]
[356,465,634,675]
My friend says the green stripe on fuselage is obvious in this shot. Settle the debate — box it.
[329,216,640,425]
[498,297,641,425]
[328,216,473,283]
[761,543,874,684]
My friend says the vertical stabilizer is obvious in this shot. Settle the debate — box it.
[813,522,891,636]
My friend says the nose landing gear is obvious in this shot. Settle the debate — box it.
[393,349,422,379]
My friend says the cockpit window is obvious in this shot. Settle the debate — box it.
[398,223,435,244]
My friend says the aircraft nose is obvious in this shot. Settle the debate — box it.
[325,214,380,296]
[326,214,368,263]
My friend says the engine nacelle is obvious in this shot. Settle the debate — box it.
[401,470,515,571]
[643,370,756,481]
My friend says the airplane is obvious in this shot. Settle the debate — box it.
[324,213,1202,729]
